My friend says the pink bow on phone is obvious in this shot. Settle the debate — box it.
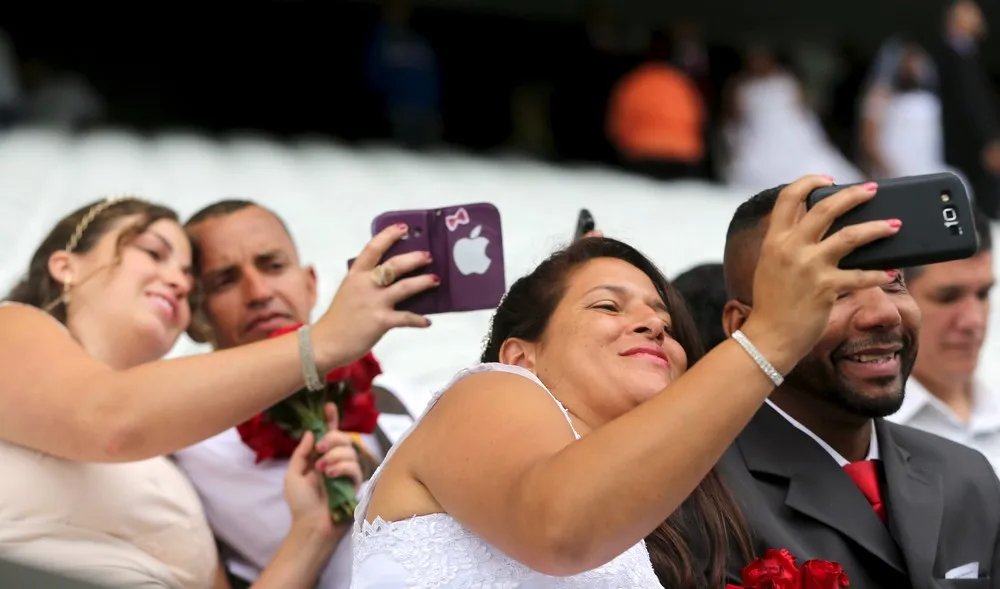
[446,207,470,232]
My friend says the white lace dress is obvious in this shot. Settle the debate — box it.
[351,363,664,588]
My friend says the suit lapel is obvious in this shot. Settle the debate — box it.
[876,420,943,585]
[737,406,906,573]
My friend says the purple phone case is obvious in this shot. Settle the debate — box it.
[349,203,506,315]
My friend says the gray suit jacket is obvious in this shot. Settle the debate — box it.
[679,404,1000,589]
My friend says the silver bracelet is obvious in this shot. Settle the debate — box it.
[297,324,326,392]
[731,329,784,387]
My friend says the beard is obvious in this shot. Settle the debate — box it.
[783,332,918,418]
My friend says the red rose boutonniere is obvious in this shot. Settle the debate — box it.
[236,323,383,524]
[799,560,850,589]
[728,549,850,589]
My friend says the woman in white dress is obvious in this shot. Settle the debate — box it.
[859,37,953,178]
[351,176,902,587]
[0,198,435,588]
[722,45,864,191]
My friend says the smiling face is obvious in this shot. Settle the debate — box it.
[55,216,194,362]
[781,270,920,417]
[189,205,317,349]
[518,257,688,423]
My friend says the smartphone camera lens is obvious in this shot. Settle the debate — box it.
[413,227,422,238]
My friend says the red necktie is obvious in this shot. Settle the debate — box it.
[844,460,887,523]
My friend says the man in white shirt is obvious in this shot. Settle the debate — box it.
[173,200,414,589]
[887,211,998,468]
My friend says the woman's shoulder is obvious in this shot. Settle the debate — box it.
[0,302,69,336]
[449,362,547,389]
[426,363,576,437]
[421,363,554,414]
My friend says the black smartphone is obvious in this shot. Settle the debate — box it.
[575,208,596,239]
[805,172,979,270]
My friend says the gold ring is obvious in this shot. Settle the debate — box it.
[371,264,395,287]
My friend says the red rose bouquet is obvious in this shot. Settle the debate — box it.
[727,549,850,589]
[237,323,382,524]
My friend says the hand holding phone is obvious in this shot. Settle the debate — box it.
[349,203,506,315]
[806,172,979,270]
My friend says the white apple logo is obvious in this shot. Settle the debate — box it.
[452,225,492,276]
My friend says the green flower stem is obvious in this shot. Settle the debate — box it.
[295,400,358,525]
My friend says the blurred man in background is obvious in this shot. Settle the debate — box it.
[889,213,998,469]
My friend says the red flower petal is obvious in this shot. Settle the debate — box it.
[801,560,851,588]
[267,323,304,339]
[340,392,380,434]
[236,413,298,463]
[741,548,799,588]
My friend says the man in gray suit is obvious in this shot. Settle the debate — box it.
[672,185,1000,588]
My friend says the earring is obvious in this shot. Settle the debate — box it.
[61,278,73,305]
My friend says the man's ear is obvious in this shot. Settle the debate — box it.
[185,288,216,345]
[47,250,75,288]
[304,265,318,310]
[498,338,537,372]
[186,304,215,346]
[722,299,751,338]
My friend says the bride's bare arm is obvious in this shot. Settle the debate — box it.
[412,329,786,576]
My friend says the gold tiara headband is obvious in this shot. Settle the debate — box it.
[41,196,148,313]
[65,196,146,254]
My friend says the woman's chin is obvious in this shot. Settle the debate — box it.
[136,316,182,361]
[639,362,675,383]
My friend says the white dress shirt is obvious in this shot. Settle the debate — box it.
[888,377,1000,472]
[173,375,417,589]
[765,399,880,465]
[174,428,356,588]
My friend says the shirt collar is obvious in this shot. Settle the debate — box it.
[894,377,1000,434]
[766,399,879,467]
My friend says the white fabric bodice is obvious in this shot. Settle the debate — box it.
[0,302,218,588]
[350,363,664,588]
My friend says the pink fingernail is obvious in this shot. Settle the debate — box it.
[315,441,329,452]
[396,223,408,231]
[887,219,902,229]
[423,251,432,260]
[864,182,878,192]
[316,459,327,470]
[822,175,835,182]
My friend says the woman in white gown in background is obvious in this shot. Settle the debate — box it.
[722,44,863,191]
[859,37,955,179]
[350,177,902,588]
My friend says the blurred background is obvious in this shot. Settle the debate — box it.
[0,0,997,410]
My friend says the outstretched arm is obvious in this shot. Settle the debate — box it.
[0,224,436,463]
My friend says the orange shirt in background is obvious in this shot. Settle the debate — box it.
[607,62,705,163]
